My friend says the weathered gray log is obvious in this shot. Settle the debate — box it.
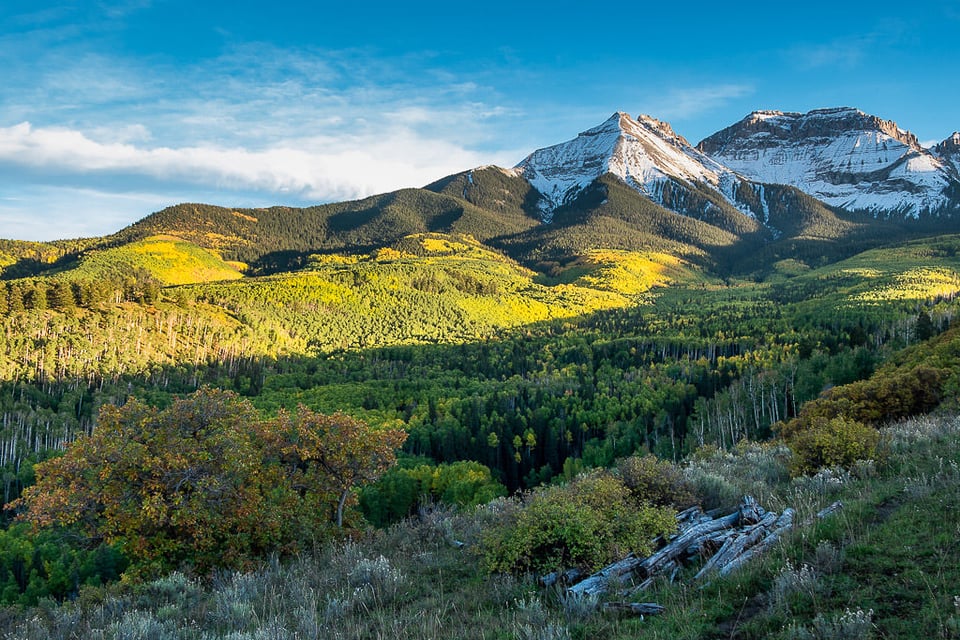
[567,496,771,596]
[649,506,706,555]
[686,528,737,559]
[738,495,767,525]
[815,500,843,520]
[717,508,796,577]
[568,503,741,596]
[540,568,584,587]
[799,500,843,526]
[774,507,796,528]
[541,572,561,588]
[634,508,743,578]
[668,563,680,583]
[567,553,645,596]
[694,511,778,579]
[676,505,703,524]
[602,602,665,616]
[625,577,655,596]
[567,511,734,596]
[696,536,736,577]
[564,568,584,584]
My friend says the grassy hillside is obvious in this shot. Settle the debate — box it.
[3,409,956,639]
[540,249,710,296]
[10,292,960,636]
[768,234,960,317]
[1,232,955,499]
[0,238,98,278]
[0,233,705,383]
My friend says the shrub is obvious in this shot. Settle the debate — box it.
[784,365,950,428]
[616,454,697,508]
[479,470,675,574]
[360,459,507,527]
[684,469,740,512]
[769,561,821,615]
[781,416,881,476]
[683,443,791,509]
[784,607,875,640]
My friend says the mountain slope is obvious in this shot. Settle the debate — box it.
[491,173,766,269]
[7,106,960,284]
[106,184,541,273]
[699,107,960,218]
[423,165,542,220]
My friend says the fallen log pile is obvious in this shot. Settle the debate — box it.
[561,496,842,598]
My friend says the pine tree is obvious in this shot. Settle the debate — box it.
[7,283,24,313]
[48,282,75,309]
[27,283,47,310]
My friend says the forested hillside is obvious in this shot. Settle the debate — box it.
[7,168,951,283]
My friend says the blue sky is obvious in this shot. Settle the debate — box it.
[2,1,959,240]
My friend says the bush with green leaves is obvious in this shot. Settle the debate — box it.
[479,470,675,574]
[0,524,126,605]
[615,454,697,508]
[780,416,881,476]
[10,388,406,577]
[359,459,507,527]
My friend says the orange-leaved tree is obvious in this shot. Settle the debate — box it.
[9,388,407,576]
[268,408,408,528]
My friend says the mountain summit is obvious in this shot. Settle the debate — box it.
[698,107,960,218]
[935,132,960,178]
[515,112,746,222]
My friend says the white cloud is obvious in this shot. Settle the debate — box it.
[793,42,864,69]
[0,120,516,206]
[99,0,154,19]
[0,34,528,239]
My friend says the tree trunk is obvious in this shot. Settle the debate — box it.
[336,489,349,528]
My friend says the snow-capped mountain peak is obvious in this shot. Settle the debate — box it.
[515,112,743,221]
[698,107,956,217]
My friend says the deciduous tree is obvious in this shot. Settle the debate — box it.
[10,389,406,575]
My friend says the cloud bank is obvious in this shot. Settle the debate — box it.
[0,121,505,203]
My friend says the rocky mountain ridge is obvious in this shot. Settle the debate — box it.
[696,107,960,218]
[935,131,960,177]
